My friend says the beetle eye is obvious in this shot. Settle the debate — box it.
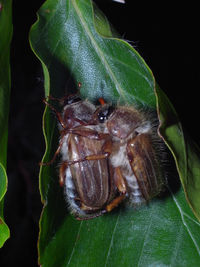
[98,106,114,123]
[98,113,106,123]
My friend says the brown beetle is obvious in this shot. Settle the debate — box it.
[93,101,166,205]
[42,95,126,219]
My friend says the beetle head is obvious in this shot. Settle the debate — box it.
[107,107,143,139]
[96,105,143,140]
[62,97,96,129]
[97,105,114,123]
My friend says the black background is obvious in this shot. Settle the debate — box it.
[0,0,199,266]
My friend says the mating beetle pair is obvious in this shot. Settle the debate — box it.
[43,93,165,220]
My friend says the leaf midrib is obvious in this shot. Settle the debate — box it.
[71,0,126,100]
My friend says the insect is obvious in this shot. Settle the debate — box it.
[43,94,165,219]
[93,100,165,205]
[42,94,126,220]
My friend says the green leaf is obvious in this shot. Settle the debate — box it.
[0,0,12,247]
[29,0,200,266]
[30,0,155,107]
[156,86,200,221]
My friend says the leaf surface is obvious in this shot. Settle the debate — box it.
[156,87,200,221]
[29,0,200,265]
[0,0,12,247]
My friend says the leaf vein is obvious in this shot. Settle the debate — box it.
[137,209,154,267]
[169,224,184,266]
[104,212,120,267]
[66,221,83,266]
[182,212,200,226]
[72,0,126,100]
[171,191,200,256]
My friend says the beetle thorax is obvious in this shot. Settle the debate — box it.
[106,107,143,140]
[62,101,96,129]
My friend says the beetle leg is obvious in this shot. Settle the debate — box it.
[76,210,106,221]
[77,195,125,219]
[68,128,111,140]
[80,203,100,211]
[83,137,112,160]
[54,151,112,187]
[59,152,111,187]
[59,161,68,187]
[61,152,109,168]
[39,142,62,166]
[104,167,127,212]
[82,137,112,160]
[114,167,127,194]
[102,138,112,154]
[84,153,109,160]
[46,95,63,102]
[64,138,113,164]
[59,138,112,186]
[43,98,66,129]
[39,132,67,166]
[104,195,125,212]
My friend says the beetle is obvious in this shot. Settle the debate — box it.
[42,94,127,219]
[93,101,166,205]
